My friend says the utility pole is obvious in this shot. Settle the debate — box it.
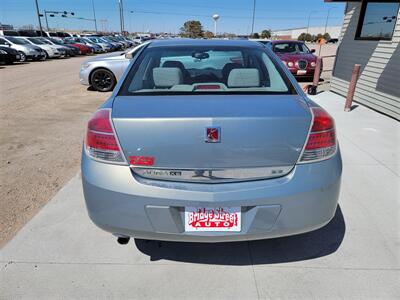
[251,0,256,36]
[118,0,125,34]
[34,0,43,36]
[121,0,125,34]
[91,0,98,32]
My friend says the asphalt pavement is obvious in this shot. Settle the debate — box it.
[1,91,399,299]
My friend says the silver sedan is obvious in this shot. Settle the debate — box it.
[81,39,342,244]
[79,43,147,92]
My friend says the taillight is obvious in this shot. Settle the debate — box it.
[85,108,125,163]
[299,107,337,163]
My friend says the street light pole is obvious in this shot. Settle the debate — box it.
[44,10,49,31]
[130,11,134,34]
[319,7,336,56]
[251,0,256,36]
[34,0,43,36]
[306,11,317,34]
[324,7,336,36]
[91,0,98,32]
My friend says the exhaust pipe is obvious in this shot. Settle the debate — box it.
[114,234,130,245]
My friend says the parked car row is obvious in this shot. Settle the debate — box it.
[0,34,137,64]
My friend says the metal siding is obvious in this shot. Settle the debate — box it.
[330,2,400,120]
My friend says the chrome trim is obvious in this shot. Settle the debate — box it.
[131,166,294,183]
[297,60,308,70]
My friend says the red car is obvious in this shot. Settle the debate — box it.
[264,40,319,78]
[63,40,93,55]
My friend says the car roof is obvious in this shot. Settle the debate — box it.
[147,39,264,49]
[271,40,304,44]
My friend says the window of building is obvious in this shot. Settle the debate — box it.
[356,1,399,41]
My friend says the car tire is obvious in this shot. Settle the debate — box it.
[90,68,117,92]
[18,51,26,62]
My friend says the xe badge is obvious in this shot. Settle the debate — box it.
[205,127,221,143]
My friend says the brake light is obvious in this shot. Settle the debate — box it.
[129,156,155,166]
[85,109,125,163]
[299,107,336,162]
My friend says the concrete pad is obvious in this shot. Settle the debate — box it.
[2,263,258,300]
[1,91,399,299]
[253,267,399,299]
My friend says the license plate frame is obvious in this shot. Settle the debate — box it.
[184,207,241,232]
[297,70,307,75]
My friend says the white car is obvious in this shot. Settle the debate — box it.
[18,37,62,59]
[79,42,148,92]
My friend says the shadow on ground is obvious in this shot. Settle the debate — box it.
[135,206,345,265]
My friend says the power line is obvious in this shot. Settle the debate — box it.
[129,9,342,20]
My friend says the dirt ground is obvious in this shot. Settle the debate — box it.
[0,43,338,248]
[0,56,111,248]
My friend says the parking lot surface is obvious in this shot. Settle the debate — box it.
[1,91,398,299]
[0,56,111,247]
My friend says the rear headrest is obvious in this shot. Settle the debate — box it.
[227,68,260,88]
[162,60,186,70]
[153,67,183,88]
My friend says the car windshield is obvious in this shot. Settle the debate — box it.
[273,43,310,54]
[6,37,30,45]
[120,45,293,95]
[27,37,45,45]
[41,39,52,45]
[50,38,63,45]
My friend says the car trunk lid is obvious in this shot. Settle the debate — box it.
[112,94,311,183]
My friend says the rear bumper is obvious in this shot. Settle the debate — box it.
[82,149,342,242]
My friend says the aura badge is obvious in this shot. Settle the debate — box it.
[205,127,221,143]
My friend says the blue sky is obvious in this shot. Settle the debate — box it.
[1,0,345,34]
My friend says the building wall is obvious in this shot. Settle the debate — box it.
[272,26,342,39]
[330,2,400,120]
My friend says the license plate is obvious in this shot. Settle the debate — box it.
[297,70,307,75]
[16,55,20,59]
[185,207,241,232]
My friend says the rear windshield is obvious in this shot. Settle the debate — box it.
[273,43,310,54]
[119,45,294,95]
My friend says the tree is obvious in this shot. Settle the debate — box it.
[298,32,313,42]
[261,29,271,39]
[251,32,260,39]
[323,32,331,41]
[204,31,214,39]
[180,20,204,38]
[298,33,307,41]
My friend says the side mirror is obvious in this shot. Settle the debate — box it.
[310,49,316,53]
[125,52,133,59]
